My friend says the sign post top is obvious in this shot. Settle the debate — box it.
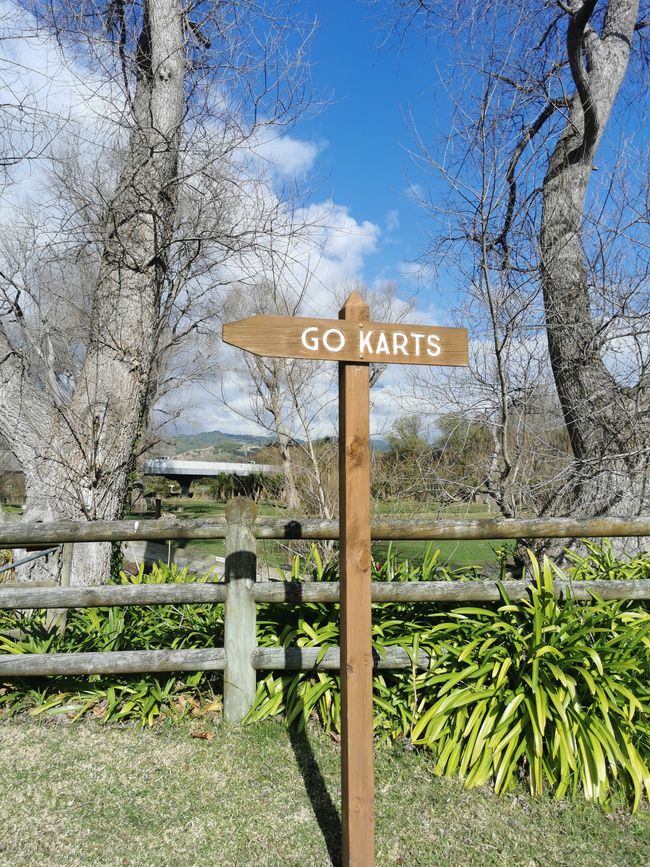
[222,312,468,368]
[340,289,369,320]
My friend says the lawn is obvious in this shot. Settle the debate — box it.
[371,500,512,569]
[129,498,508,572]
[0,718,647,867]
[371,538,511,570]
[372,500,491,517]
[127,499,297,570]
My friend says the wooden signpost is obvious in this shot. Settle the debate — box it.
[223,293,468,866]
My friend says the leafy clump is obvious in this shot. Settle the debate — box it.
[249,544,650,809]
[409,555,649,809]
[566,538,650,581]
[0,562,224,725]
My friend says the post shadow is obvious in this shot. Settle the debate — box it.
[288,699,342,866]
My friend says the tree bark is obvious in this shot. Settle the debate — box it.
[540,0,650,551]
[3,0,185,584]
[272,401,301,511]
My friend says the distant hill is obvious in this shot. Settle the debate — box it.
[163,429,390,460]
[167,430,274,462]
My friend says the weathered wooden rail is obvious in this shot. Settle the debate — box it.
[1,499,649,721]
[1,513,649,545]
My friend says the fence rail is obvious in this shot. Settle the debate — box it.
[0,648,227,677]
[1,514,650,546]
[0,646,430,678]
[1,499,649,721]
[1,578,649,611]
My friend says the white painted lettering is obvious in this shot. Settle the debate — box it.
[411,333,424,356]
[301,326,319,351]
[300,323,443,359]
[359,329,374,354]
[375,332,389,354]
[322,328,346,352]
[427,334,441,357]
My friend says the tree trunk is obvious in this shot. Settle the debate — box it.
[5,0,185,585]
[272,405,301,512]
[244,352,302,512]
[540,0,650,552]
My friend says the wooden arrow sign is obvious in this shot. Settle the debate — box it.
[223,314,468,367]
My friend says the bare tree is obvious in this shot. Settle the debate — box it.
[0,0,313,583]
[381,0,650,552]
[220,276,412,523]
[220,276,338,518]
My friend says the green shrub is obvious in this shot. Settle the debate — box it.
[410,555,649,809]
[0,563,224,725]
[566,538,650,581]
[249,545,650,809]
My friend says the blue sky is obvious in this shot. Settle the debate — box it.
[295,1,449,296]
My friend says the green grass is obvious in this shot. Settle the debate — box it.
[127,499,295,569]
[136,497,504,571]
[372,500,491,516]
[371,500,509,568]
[0,504,22,514]
[372,538,512,569]
[0,718,647,867]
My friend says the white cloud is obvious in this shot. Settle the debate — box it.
[2,4,431,440]
[0,1,125,129]
[168,199,384,435]
[298,201,380,294]
[253,132,322,177]
[601,323,650,386]
[385,209,400,232]
[398,260,436,285]
[404,183,425,203]
[228,200,382,318]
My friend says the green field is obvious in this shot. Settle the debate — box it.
[0,718,646,867]
[371,538,512,569]
[127,499,296,570]
[371,500,490,516]
[129,498,508,573]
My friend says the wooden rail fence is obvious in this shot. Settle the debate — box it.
[1,498,649,721]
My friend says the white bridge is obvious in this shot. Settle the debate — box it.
[143,459,282,496]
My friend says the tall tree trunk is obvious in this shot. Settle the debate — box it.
[270,392,301,512]
[540,0,650,551]
[5,0,185,584]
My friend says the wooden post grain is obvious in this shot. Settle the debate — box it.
[339,292,375,866]
[45,542,74,636]
[224,497,257,723]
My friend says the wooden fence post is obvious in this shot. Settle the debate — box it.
[224,496,257,723]
[45,542,74,636]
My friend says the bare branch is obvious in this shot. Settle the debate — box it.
[494,97,571,263]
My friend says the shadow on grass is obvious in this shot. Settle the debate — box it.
[288,724,342,866]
